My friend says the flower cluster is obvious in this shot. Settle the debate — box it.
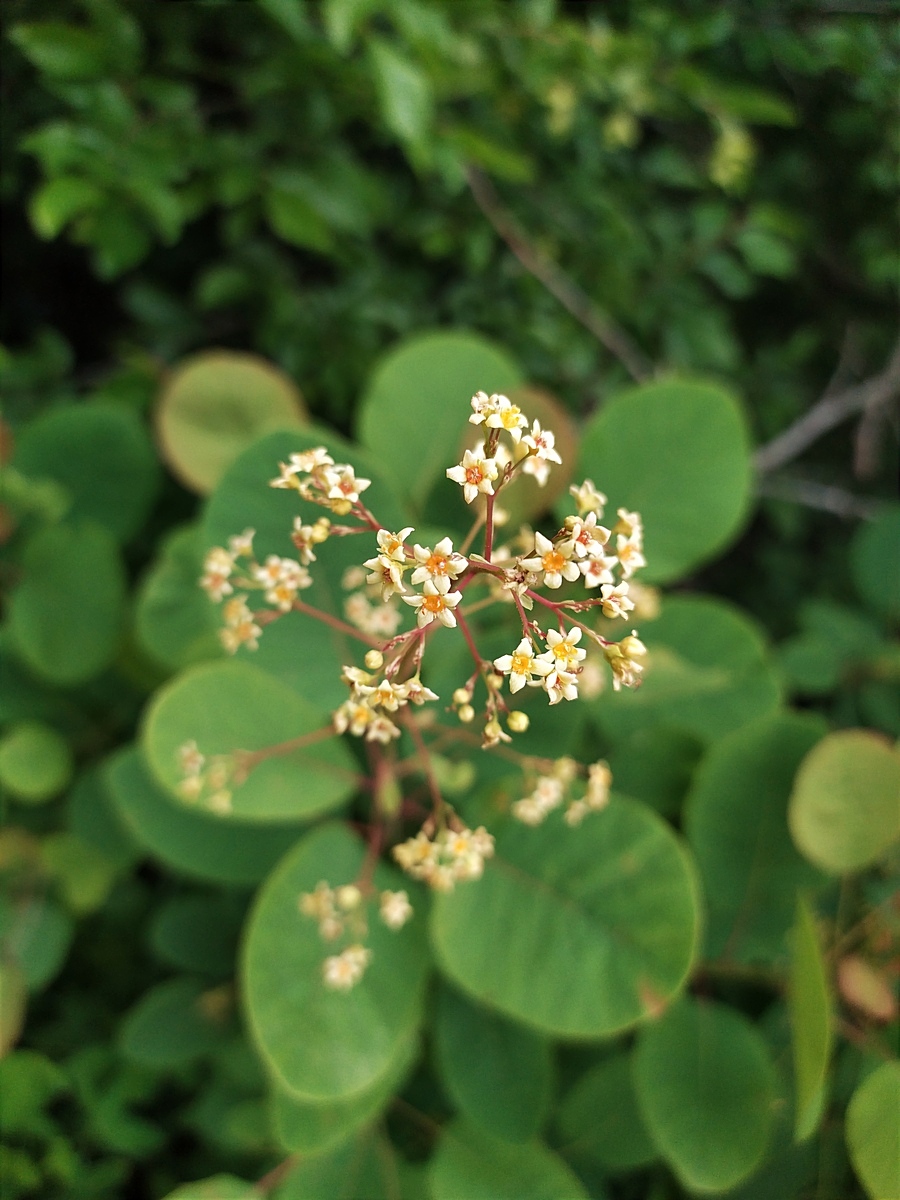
[193,387,653,989]
[176,741,236,815]
[393,824,495,892]
[512,758,612,827]
[299,880,414,990]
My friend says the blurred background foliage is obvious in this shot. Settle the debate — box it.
[0,0,898,1198]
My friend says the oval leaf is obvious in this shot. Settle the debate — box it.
[429,1120,589,1200]
[242,822,430,1100]
[156,351,307,494]
[684,712,827,962]
[789,730,900,873]
[135,524,224,671]
[578,379,753,583]
[142,659,356,822]
[847,1061,900,1200]
[431,799,700,1038]
[557,1051,657,1173]
[634,997,778,1193]
[119,977,226,1069]
[357,330,523,510]
[788,896,833,1142]
[851,505,900,621]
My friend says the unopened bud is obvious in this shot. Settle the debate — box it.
[507,711,529,733]
[364,649,384,670]
[453,687,472,706]
[486,673,504,691]
[311,518,331,543]
[336,885,362,911]
[458,704,475,724]
[484,719,502,741]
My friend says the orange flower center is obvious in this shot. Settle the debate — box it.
[511,651,532,675]
[422,594,445,614]
[465,466,483,485]
[427,553,449,575]
[542,550,565,573]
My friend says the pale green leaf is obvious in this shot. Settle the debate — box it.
[788,896,833,1142]
[847,1061,900,1200]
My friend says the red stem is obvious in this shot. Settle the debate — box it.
[292,597,380,646]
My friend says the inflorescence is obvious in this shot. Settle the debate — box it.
[186,390,651,988]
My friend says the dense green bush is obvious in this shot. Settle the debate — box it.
[1,2,898,1199]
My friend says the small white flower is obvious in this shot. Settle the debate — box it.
[410,538,468,586]
[324,465,372,507]
[322,944,371,991]
[396,677,439,705]
[613,508,643,547]
[493,637,552,694]
[380,890,413,930]
[359,679,407,712]
[228,528,255,559]
[581,554,618,589]
[220,596,262,652]
[200,547,234,602]
[446,448,499,505]
[333,698,373,737]
[363,552,407,600]
[375,527,414,563]
[537,627,587,675]
[484,396,528,443]
[521,419,563,486]
[569,480,607,516]
[586,760,612,810]
[290,447,334,474]
[366,715,401,744]
[561,512,611,560]
[600,581,635,619]
[402,580,462,629]
[543,668,580,705]
[291,520,319,565]
[519,532,581,590]
[616,535,647,578]
[179,740,205,777]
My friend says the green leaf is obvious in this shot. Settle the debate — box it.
[67,766,140,871]
[593,595,782,745]
[606,727,703,818]
[105,746,305,886]
[242,822,430,1100]
[368,38,434,148]
[8,521,126,685]
[0,721,72,803]
[431,799,700,1038]
[163,1175,259,1200]
[684,712,827,962]
[788,730,900,873]
[9,22,108,80]
[142,659,356,822]
[788,896,833,1143]
[634,997,778,1193]
[201,427,412,709]
[12,402,160,543]
[0,963,27,1058]
[0,1051,68,1138]
[322,0,380,52]
[257,0,309,41]
[276,1128,403,1199]
[156,351,307,495]
[119,978,226,1069]
[150,894,243,977]
[435,983,553,1144]
[357,330,523,510]
[852,505,900,621]
[271,1030,417,1155]
[577,379,753,583]
[847,1061,900,1200]
[264,179,336,254]
[0,895,72,992]
[134,524,224,672]
[41,833,117,914]
[429,1120,589,1200]
[557,1050,656,1175]
[29,176,102,238]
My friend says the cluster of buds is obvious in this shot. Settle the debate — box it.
[393,823,495,892]
[299,881,414,990]
[270,447,371,516]
[176,741,236,815]
[512,758,612,827]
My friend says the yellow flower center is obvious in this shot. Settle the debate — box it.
[426,552,449,575]
[542,550,566,573]
[511,651,532,675]
[422,594,446,614]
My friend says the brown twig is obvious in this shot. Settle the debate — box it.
[754,335,900,474]
[755,476,884,520]
[465,165,652,382]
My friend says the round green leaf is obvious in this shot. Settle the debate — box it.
[0,721,72,803]
[272,1031,418,1155]
[104,747,305,886]
[0,895,72,992]
[8,520,126,685]
[357,330,523,510]
[435,982,554,1144]
[135,524,224,671]
[276,1129,402,1200]
[429,1120,589,1200]
[634,998,778,1193]
[242,822,430,1101]
[852,505,900,621]
[156,351,307,494]
[847,1061,900,1200]
[788,730,900,873]
[684,712,827,962]
[788,896,833,1143]
[578,379,753,583]
[557,1051,657,1173]
[201,427,413,709]
[41,832,117,914]
[431,799,700,1038]
[593,595,782,745]
[164,1176,258,1200]
[119,977,226,1069]
[12,403,160,542]
[142,659,355,823]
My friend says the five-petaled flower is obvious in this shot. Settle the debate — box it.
[446,448,499,504]
[403,579,462,628]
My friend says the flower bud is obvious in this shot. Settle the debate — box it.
[486,673,504,691]
[453,687,472,706]
[458,704,475,723]
[311,518,331,543]
[364,649,384,670]
[507,710,529,733]
[484,719,502,740]
[336,885,362,911]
